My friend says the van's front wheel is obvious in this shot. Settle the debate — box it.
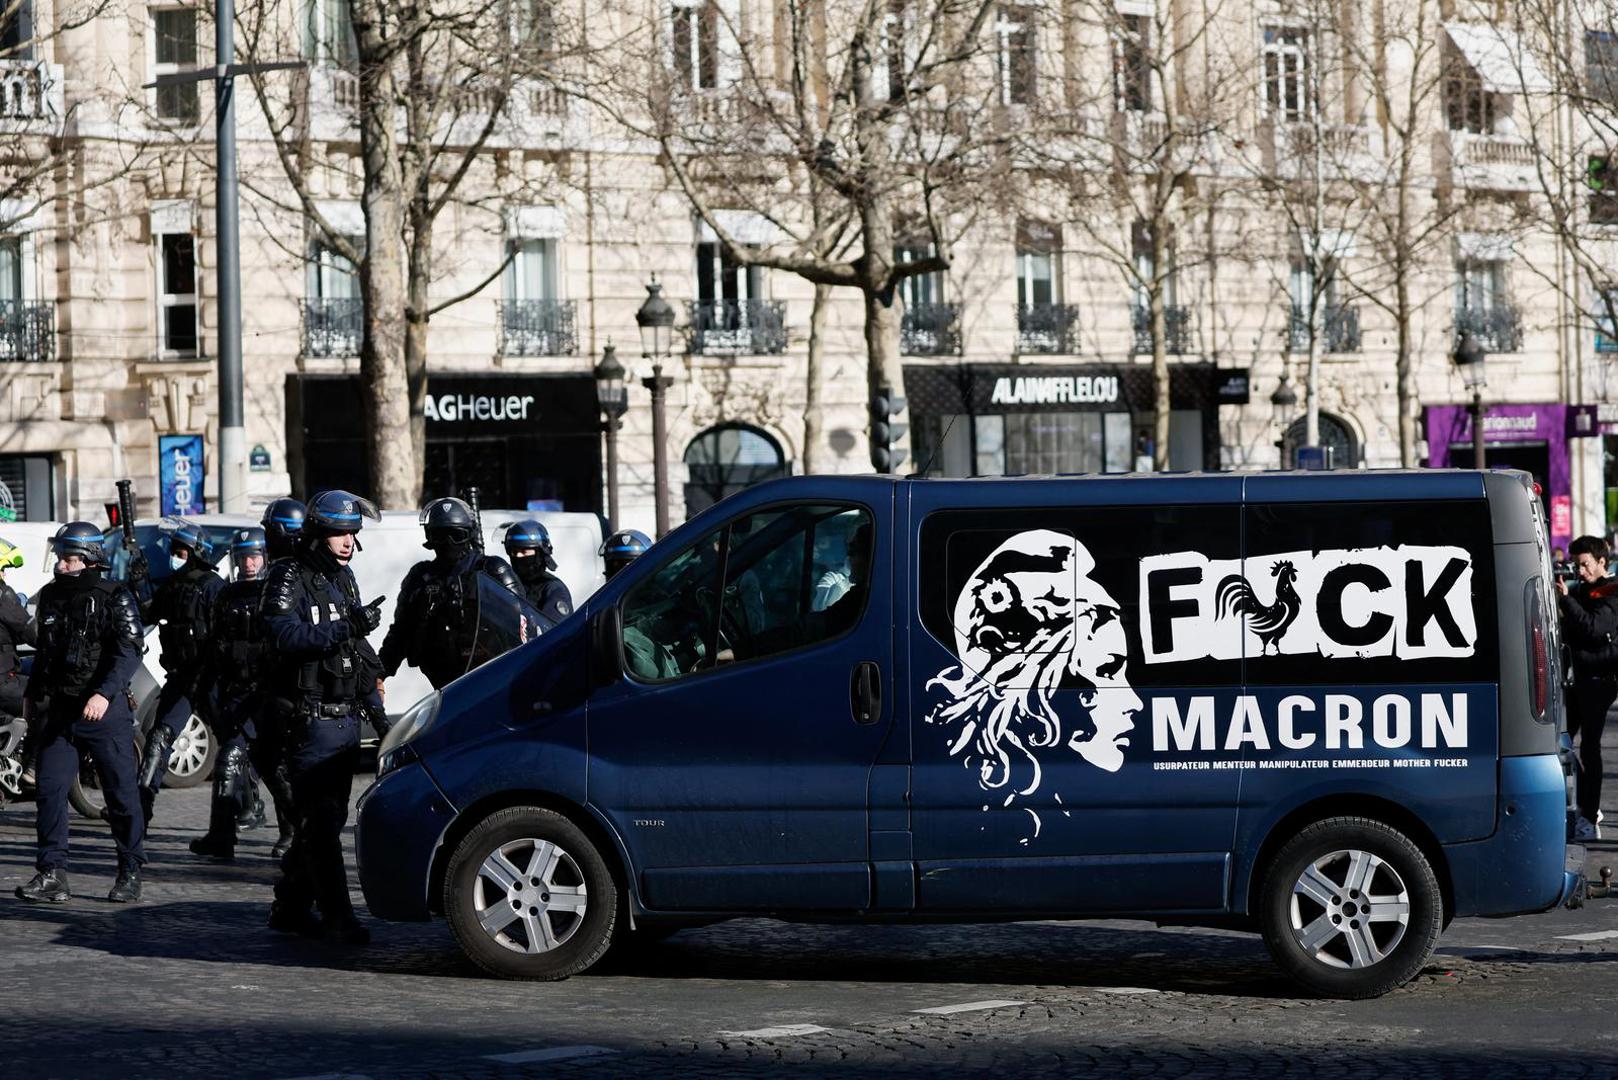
[1259,817,1442,999]
[444,807,618,980]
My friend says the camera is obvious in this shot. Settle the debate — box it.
[1554,560,1580,587]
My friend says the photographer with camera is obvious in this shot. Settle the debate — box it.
[1557,535,1618,841]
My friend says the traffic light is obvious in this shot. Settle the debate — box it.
[869,386,908,473]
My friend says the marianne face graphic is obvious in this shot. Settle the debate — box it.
[929,529,1143,837]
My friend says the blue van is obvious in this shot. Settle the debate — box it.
[355,469,1578,999]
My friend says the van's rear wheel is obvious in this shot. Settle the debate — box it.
[444,807,617,980]
[1259,817,1442,999]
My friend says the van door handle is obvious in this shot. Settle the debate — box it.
[850,661,881,725]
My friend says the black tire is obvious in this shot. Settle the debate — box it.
[1259,816,1443,999]
[163,714,216,789]
[71,728,146,821]
[444,807,618,980]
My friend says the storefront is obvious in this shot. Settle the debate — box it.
[1424,402,1594,550]
[285,372,602,512]
[0,453,56,521]
[904,362,1235,477]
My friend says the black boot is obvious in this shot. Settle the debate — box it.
[271,821,294,861]
[268,900,323,938]
[107,868,142,903]
[237,785,267,831]
[189,834,235,862]
[15,869,71,903]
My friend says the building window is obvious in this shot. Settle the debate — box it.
[158,231,198,354]
[995,6,1035,106]
[1262,25,1312,122]
[1444,41,1495,134]
[895,239,941,307]
[1,1,34,60]
[1112,14,1150,113]
[696,240,762,306]
[883,0,910,100]
[505,238,557,302]
[305,239,362,357]
[1588,30,1618,107]
[682,424,789,518]
[1591,156,1618,225]
[307,0,357,65]
[671,0,719,91]
[1282,413,1358,469]
[1131,220,1174,309]
[0,236,20,304]
[1596,286,1618,354]
[518,0,557,55]
[153,8,199,123]
[1455,258,1507,313]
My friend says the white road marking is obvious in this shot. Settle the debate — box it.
[913,999,1027,1016]
[279,1074,373,1080]
[1088,986,1161,995]
[1556,930,1618,942]
[482,1046,617,1065]
[720,1024,834,1038]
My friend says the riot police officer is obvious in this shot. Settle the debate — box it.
[0,537,37,783]
[262,490,384,943]
[380,498,525,690]
[502,519,573,620]
[190,527,274,862]
[253,498,307,859]
[600,529,652,581]
[137,518,225,824]
[15,523,145,903]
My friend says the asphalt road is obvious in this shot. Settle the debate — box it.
[2,762,1617,1079]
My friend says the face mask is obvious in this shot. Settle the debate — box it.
[170,553,189,572]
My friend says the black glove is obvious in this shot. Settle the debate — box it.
[363,698,391,738]
[127,550,150,588]
[350,597,383,635]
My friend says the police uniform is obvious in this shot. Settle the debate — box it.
[380,497,526,690]
[16,524,145,903]
[138,525,225,823]
[0,556,37,721]
[254,498,308,861]
[503,519,575,623]
[191,528,291,861]
[262,490,383,942]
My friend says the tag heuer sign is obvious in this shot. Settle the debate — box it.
[1215,370,1251,404]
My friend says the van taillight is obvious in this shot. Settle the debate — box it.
[1530,598,1548,720]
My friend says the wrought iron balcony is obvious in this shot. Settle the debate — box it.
[0,300,53,361]
[1287,304,1362,354]
[901,302,962,356]
[1016,303,1082,355]
[1131,304,1192,355]
[303,298,363,358]
[1455,303,1523,353]
[498,298,577,356]
[687,299,787,355]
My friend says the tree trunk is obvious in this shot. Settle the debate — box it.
[406,215,431,504]
[1396,272,1417,468]
[802,282,830,475]
[353,1,413,509]
[1150,283,1170,472]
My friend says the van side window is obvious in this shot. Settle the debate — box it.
[619,504,872,682]
[620,528,725,681]
[717,505,872,665]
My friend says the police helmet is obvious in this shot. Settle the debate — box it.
[162,516,216,565]
[262,497,305,542]
[419,497,477,549]
[501,519,555,569]
[305,490,380,537]
[230,527,268,580]
[50,521,106,566]
[0,535,24,571]
[600,529,651,579]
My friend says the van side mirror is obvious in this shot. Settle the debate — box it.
[592,605,623,687]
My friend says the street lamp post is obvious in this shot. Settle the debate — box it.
[593,342,628,528]
[1453,332,1488,469]
[636,276,676,537]
[1270,373,1299,468]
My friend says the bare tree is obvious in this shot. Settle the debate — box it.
[1037,0,1246,469]
[1511,1,1618,404]
[595,0,1022,470]
[234,0,574,505]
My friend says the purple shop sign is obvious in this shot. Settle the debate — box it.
[1424,402,1570,547]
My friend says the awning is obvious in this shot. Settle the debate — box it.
[697,209,781,246]
[1444,22,1551,95]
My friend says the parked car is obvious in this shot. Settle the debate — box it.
[356,469,1578,999]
